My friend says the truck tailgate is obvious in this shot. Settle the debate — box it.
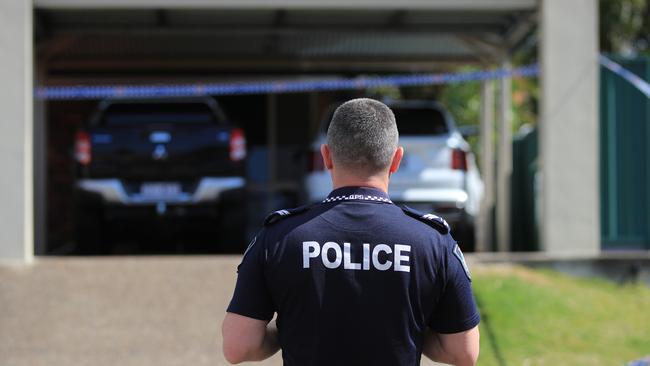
[85,123,242,180]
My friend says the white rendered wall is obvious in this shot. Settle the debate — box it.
[0,0,34,261]
[539,0,600,255]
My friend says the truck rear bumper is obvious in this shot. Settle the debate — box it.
[390,187,469,205]
[391,188,474,229]
[76,177,245,205]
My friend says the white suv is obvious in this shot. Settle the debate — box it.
[303,100,483,250]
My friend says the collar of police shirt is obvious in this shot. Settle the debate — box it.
[322,186,393,204]
[321,186,451,236]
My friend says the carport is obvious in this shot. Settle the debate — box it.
[0,0,599,260]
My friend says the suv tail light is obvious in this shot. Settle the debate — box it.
[75,131,92,166]
[229,128,247,162]
[308,150,325,172]
[451,148,468,171]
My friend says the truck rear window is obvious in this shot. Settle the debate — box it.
[101,103,217,125]
[392,108,449,135]
[320,104,449,136]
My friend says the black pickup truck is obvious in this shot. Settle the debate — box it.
[74,98,247,253]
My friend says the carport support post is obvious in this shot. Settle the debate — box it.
[34,66,47,255]
[266,93,278,212]
[539,0,600,255]
[496,60,512,252]
[0,0,34,262]
[477,79,495,252]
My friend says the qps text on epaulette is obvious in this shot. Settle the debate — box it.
[263,205,310,225]
[400,205,450,234]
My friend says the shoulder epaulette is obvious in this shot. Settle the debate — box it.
[263,205,310,226]
[400,205,450,234]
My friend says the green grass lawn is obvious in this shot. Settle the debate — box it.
[473,265,650,366]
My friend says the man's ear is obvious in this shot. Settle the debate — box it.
[389,146,404,174]
[320,144,334,170]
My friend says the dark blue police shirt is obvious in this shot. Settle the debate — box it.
[227,186,480,366]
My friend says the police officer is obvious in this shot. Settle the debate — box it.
[222,98,480,366]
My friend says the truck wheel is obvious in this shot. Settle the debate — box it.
[455,224,476,252]
[217,189,248,253]
[75,204,110,255]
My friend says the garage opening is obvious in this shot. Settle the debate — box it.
[34,6,536,255]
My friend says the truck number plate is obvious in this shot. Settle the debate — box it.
[140,182,181,197]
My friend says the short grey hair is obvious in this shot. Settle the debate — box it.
[327,98,398,173]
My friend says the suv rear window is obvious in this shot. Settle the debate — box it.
[392,107,448,135]
[101,103,217,125]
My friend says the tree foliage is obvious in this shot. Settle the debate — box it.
[600,0,650,55]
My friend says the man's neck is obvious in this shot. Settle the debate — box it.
[331,170,389,193]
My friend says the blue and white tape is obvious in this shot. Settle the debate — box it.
[599,55,650,99]
[32,56,650,101]
[35,64,539,101]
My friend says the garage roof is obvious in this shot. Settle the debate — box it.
[36,3,537,79]
[35,0,537,10]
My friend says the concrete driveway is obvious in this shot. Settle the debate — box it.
[0,256,441,366]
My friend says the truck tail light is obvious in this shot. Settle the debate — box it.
[451,148,468,171]
[75,131,92,166]
[229,128,246,162]
[308,150,325,172]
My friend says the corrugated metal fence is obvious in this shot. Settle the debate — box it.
[511,126,539,251]
[600,56,650,250]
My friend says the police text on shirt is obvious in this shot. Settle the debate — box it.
[302,241,411,272]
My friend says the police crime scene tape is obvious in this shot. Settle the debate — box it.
[35,65,539,101]
[35,56,650,101]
